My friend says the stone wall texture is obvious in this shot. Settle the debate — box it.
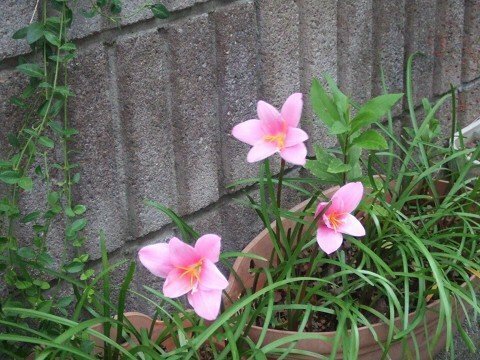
[1,0,480,356]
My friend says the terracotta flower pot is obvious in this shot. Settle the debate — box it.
[26,312,176,359]
[89,312,183,355]
[226,181,475,359]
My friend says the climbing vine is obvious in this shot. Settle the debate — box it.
[0,0,169,356]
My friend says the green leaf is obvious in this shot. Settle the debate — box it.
[110,0,122,14]
[50,99,64,117]
[15,281,33,290]
[26,23,44,44]
[23,128,37,137]
[72,173,81,184]
[60,42,76,51]
[48,121,64,135]
[304,146,340,183]
[38,136,55,149]
[66,218,87,237]
[64,128,79,137]
[329,121,349,135]
[65,207,75,218]
[7,133,20,148]
[16,63,45,78]
[351,93,403,132]
[352,129,388,150]
[73,205,86,215]
[47,192,59,206]
[17,247,35,260]
[18,177,33,191]
[38,253,54,266]
[33,280,51,290]
[12,26,28,39]
[21,211,41,223]
[38,99,63,117]
[310,78,339,127]
[44,31,61,47]
[0,171,20,185]
[77,254,89,263]
[325,75,349,115]
[80,269,95,280]
[38,82,53,89]
[327,157,352,174]
[64,261,84,273]
[56,296,74,308]
[54,86,73,97]
[149,4,170,19]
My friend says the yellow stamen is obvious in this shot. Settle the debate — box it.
[264,133,286,149]
[328,213,343,231]
[178,259,203,288]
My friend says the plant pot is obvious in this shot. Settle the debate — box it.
[226,182,476,359]
[89,312,180,355]
[453,117,480,178]
[25,312,174,359]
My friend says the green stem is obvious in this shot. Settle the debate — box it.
[275,159,286,256]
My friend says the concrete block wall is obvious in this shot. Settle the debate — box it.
[1,1,480,352]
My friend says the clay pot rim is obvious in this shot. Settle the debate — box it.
[227,186,477,338]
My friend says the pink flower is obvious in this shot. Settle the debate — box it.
[138,235,228,321]
[315,182,366,254]
[231,93,309,165]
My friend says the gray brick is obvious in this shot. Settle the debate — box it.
[116,30,177,238]
[220,197,264,254]
[371,0,405,99]
[68,44,129,259]
[462,0,480,82]
[257,0,301,104]
[182,206,223,242]
[299,0,338,150]
[337,0,373,103]
[167,15,221,215]
[212,1,260,191]
[68,0,103,40]
[0,0,35,60]
[433,0,465,95]
[117,0,208,26]
[405,0,437,104]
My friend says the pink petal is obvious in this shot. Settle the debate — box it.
[247,141,278,163]
[168,237,199,267]
[315,202,329,218]
[331,182,364,213]
[316,226,344,254]
[279,143,307,165]
[257,100,280,123]
[281,93,303,127]
[195,234,221,263]
[187,289,223,321]
[231,119,264,146]
[284,127,309,147]
[337,214,366,237]
[327,197,344,216]
[199,259,228,290]
[163,268,193,298]
[138,243,173,278]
